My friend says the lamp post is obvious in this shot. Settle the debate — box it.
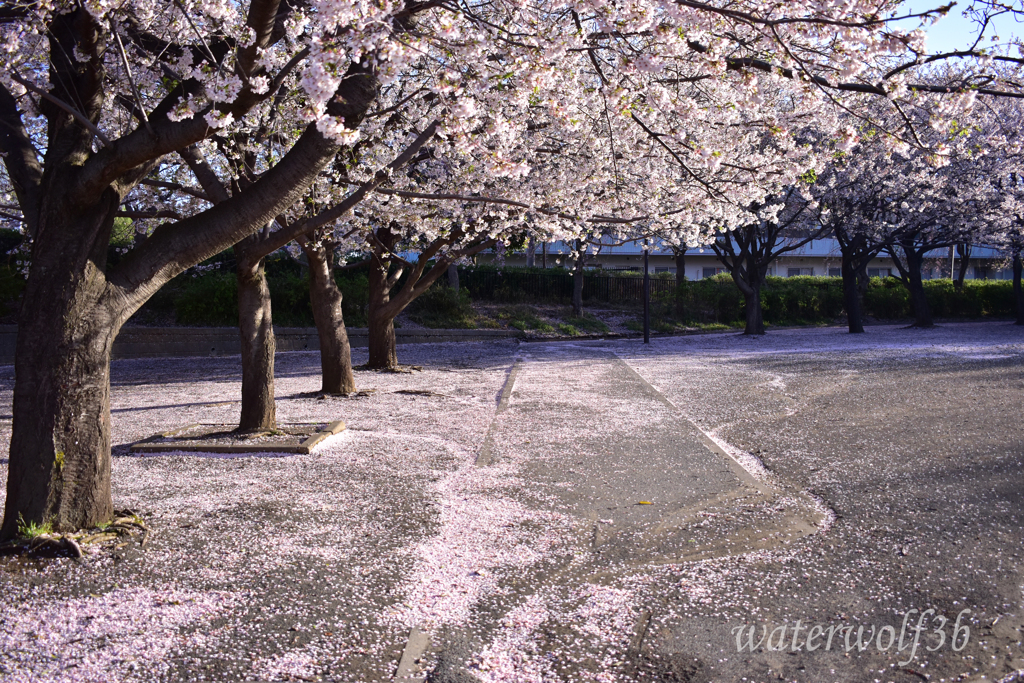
[643,240,650,344]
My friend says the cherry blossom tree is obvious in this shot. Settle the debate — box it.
[0,1,387,537]
[3,0,1023,537]
[0,0,524,536]
[709,188,823,335]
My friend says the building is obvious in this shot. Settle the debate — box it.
[480,238,1012,280]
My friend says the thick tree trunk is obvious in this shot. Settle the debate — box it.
[236,238,276,431]
[368,311,397,369]
[742,279,765,335]
[2,32,379,539]
[674,249,687,286]
[541,242,547,269]
[955,243,971,290]
[3,199,121,537]
[571,250,585,317]
[447,263,459,291]
[1013,249,1024,326]
[674,248,687,317]
[367,255,398,369]
[526,238,536,268]
[304,239,355,394]
[903,246,934,328]
[841,251,865,333]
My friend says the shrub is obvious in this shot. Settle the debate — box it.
[267,271,315,327]
[921,279,1014,319]
[165,264,371,328]
[0,265,24,320]
[335,271,369,327]
[406,284,477,329]
[759,276,845,325]
[563,314,609,334]
[174,271,239,326]
[861,277,908,319]
[496,305,553,332]
[672,274,743,325]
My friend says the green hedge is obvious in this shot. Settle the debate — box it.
[0,265,24,321]
[0,261,1014,329]
[406,284,478,328]
[168,269,369,327]
[670,275,1017,326]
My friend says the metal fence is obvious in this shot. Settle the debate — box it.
[458,268,676,303]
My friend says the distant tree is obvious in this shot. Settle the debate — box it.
[710,189,823,335]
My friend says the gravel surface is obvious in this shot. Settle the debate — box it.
[0,322,1022,683]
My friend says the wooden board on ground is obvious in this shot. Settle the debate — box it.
[130,420,346,455]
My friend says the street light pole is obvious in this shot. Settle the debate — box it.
[643,241,650,344]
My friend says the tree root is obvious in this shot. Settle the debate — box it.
[354,364,423,373]
[0,509,150,560]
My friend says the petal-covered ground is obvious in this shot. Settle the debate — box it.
[1,323,1022,683]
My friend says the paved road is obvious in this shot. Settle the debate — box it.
[2,324,1022,683]
[425,327,1024,683]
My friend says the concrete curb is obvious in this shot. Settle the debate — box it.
[475,359,521,467]
[395,627,431,682]
[0,325,525,365]
[129,420,347,455]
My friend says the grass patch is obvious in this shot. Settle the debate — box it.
[562,314,609,334]
[625,317,732,333]
[557,323,581,336]
[406,285,478,329]
[496,305,554,332]
[16,514,53,539]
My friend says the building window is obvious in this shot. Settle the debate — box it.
[828,268,841,277]
[868,268,892,278]
[702,267,726,278]
[787,267,814,277]
[654,267,676,274]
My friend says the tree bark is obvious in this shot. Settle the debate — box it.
[903,245,934,328]
[3,199,120,537]
[1013,248,1024,326]
[674,248,687,287]
[571,247,585,317]
[303,237,355,394]
[955,243,971,290]
[236,236,277,431]
[741,278,765,335]
[367,250,399,370]
[526,237,536,268]
[447,262,459,291]
[674,247,687,317]
[1,33,379,537]
[841,250,865,333]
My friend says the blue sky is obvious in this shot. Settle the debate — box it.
[896,1,1021,54]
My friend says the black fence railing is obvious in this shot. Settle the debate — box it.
[457,268,676,303]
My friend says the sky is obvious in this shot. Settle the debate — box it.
[896,1,1022,54]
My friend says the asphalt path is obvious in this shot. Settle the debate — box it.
[0,323,1022,683]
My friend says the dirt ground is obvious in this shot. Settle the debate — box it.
[0,322,1022,683]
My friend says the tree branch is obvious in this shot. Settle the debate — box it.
[104,123,342,316]
[0,80,42,236]
[253,119,440,258]
[10,72,111,146]
[140,178,212,202]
